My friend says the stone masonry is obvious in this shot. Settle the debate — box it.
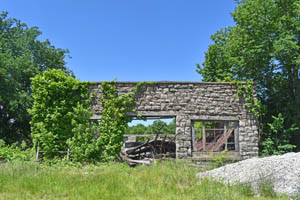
[90,82,259,159]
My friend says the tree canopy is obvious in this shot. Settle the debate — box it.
[197,0,300,151]
[0,11,71,144]
[127,119,176,135]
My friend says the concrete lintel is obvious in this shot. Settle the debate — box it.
[91,115,101,120]
[91,111,177,120]
[190,115,239,121]
[126,111,177,117]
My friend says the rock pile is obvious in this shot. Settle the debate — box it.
[197,152,300,196]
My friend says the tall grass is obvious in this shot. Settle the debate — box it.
[0,161,290,200]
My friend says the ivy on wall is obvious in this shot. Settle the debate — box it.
[29,69,96,161]
[96,81,135,161]
[235,80,263,119]
[30,69,152,162]
[96,81,155,160]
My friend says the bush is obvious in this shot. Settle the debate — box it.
[0,140,34,161]
[29,69,98,161]
[210,150,228,169]
[258,179,276,198]
[262,113,299,155]
[29,70,154,162]
[29,70,139,162]
[96,81,135,161]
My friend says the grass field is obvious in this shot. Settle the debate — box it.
[0,161,292,200]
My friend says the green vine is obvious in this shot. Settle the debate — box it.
[233,80,263,118]
[96,81,134,161]
[30,74,156,162]
[95,81,155,161]
[29,69,95,161]
[135,81,155,92]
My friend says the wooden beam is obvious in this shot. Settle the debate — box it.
[203,122,206,151]
[35,142,40,161]
[224,122,228,151]
[191,121,195,151]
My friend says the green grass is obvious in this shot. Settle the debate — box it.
[0,161,290,200]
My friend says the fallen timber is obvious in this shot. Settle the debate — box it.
[120,134,176,166]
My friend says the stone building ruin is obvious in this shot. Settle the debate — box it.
[90,82,259,160]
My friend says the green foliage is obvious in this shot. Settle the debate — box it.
[166,119,176,134]
[29,69,95,161]
[126,119,176,142]
[236,183,255,197]
[134,81,156,92]
[256,173,277,198]
[96,81,136,161]
[127,119,176,135]
[127,123,148,134]
[198,0,300,151]
[0,140,34,161]
[0,161,290,199]
[68,102,100,162]
[96,81,165,160]
[148,119,175,134]
[210,150,228,169]
[262,113,298,155]
[196,27,234,82]
[0,11,71,144]
[30,73,157,162]
[258,179,276,198]
[194,121,215,139]
[236,80,264,118]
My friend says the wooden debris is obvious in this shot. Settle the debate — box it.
[120,134,176,166]
[0,157,7,164]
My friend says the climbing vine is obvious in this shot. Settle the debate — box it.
[96,81,135,160]
[233,81,299,155]
[29,69,95,161]
[96,81,155,161]
[234,80,265,147]
[30,70,154,162]
[234,80,264,118]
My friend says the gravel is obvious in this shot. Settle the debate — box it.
[197,152,300,196]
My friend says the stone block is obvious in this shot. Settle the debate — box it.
[91,82,258,160]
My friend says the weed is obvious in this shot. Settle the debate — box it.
[259,179,276,198]
[235,183,255,197]
[0,161,291,199]
[210,150,228,169]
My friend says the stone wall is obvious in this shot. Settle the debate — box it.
[90,82,259,159]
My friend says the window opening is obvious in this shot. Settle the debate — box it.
[192,121,238,152]
[125,117,175,142]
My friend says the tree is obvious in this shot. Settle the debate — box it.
[166,119,176,134]
[197,0,300,150]
[30,69,94,161]
[148,120,170,134]
[0,11,71,144]
[126,119,176,135]
[262,113,298,155]
[126,124,148,134]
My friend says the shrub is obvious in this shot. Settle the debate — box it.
[29,69,97,161]
[210,150,228,169]
[262,113,299,155]
[0,140,34,161]
[96,81,135,161]
[258,177,276,198]
[30,70,154,162]
[30,70,143,162]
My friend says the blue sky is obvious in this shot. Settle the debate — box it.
[2,0,237,82]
